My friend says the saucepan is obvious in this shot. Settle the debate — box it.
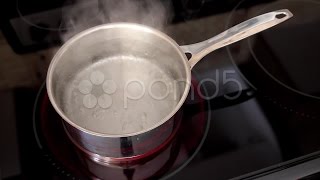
[46,9,293,166]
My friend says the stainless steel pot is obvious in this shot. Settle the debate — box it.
[46,10,292,165]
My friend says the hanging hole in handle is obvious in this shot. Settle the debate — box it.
[185,52,192,60]
[276,13,287,19]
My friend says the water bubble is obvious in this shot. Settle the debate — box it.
[154,72,163,79]
[122,123,127,131]
[93,109,106,119]
[141,112,147,120]
[113,110,118,117]
[80,107,85,113]
[93,113,98,119]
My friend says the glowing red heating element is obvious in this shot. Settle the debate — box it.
[38,77,207,179]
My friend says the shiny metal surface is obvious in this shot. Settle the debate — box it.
[63,115,180,168]
[46,10,292,159]
[181,9,293,68]
[62,109,182,158]
[47,23,190,137]
[47,23,187,158]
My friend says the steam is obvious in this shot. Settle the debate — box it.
[61,0,172,41]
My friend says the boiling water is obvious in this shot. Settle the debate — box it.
[62,56,180,135]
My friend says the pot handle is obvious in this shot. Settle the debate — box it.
[180,9,293,69]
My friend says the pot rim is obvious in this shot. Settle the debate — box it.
[46,22,191,138]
